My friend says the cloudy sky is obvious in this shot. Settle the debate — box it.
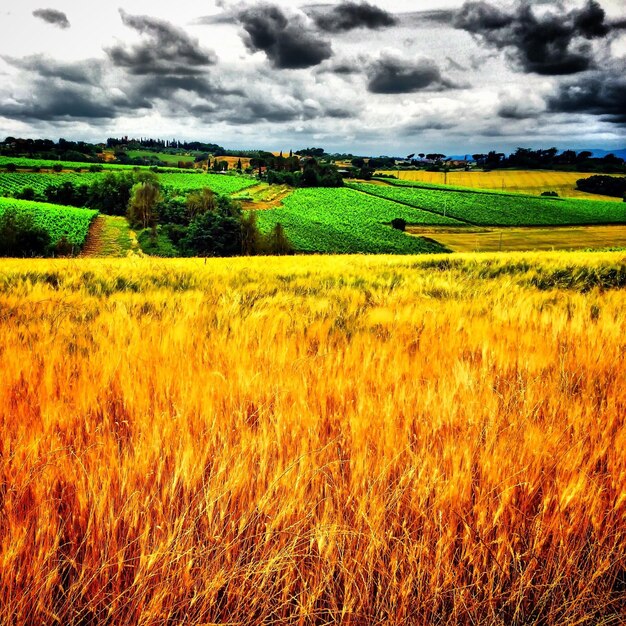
[1,0,625,155]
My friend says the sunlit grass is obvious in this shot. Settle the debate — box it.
[0,252,624,625]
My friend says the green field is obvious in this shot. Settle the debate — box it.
[0,170,258,199]
[0,172,103,196]
[0,198,97,247]
[0,156,139,171]
[126,150,197,165]
[349,182,626,226]
[254,188,460,254]
[158,172,258,195]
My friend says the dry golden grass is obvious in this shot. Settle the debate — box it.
[377,170,623,201]
[407,225,626,253]
[0,253,625,625]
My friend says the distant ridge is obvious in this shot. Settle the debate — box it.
[444,149,626,161]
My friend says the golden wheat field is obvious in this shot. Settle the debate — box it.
[377,170,623,201]
[1,253,625,625]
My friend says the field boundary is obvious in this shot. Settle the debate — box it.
[347,184,477,226]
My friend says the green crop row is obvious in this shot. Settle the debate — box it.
[159,173,257,195]
[0,156,140,171]
[254,188,457,254]
[0,172,104,196]
[0,198,97,246]
[0,170,258,199]
[349,182,626,226]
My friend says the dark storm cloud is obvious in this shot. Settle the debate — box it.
[367,54,458,94]
[400,9,458,27]
[235,4,332,69]
[403,119,456,133]
[225,96,356,125]
[497,96,545,120]
[32,8,70,29]
[136,75,243,100]
[310,1,397,33]
[548,67,626,125]
[454,0,614,75]
[2,55,103,85]
[0,82,125,122]
[106,10,216,75]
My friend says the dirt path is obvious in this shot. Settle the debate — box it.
[79,215,136,257]
[79,216,106,257]
[235,184,294,211]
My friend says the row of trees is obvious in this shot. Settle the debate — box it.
[472,149,625,173]
[126,174,292,256]
[1,137,102,164]
[576,175,626,199]
[9,170,292,257]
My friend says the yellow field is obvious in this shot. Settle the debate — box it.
[377,169,622,201]
[408,224,626,253]
[1,254,625,625]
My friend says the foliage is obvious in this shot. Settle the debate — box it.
[186,188,217,220]
[0,208,51,256]
[127,176,161,231]
[90,172,136,215]
[576,175,626,198]
[263,223,294,255]
[137,227,180,257]
[240,211,263,256]
[180,208,242,257]
[391,217,407,231]
[0,197,97,249]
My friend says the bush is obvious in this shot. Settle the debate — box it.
[5,163,16,173]
[52,163,63,173]
[89,164,104,173]
[391,217,407,231]
[53,236,75,257]
[0,208,51,257]
[541,191,559,197]
[137,228,179,257]
[263,223,294,255]
[577,175,626,198]
[181,210,242,257]
[16,187,36,201]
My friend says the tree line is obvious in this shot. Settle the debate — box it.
[472,149,626,173]
[7,171,292,257]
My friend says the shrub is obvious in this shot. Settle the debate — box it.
[0,208,51,257]
[181,210,242,257]
[391,217,407,231]
[16,187,36,201]
[263,223,294,255]
[5,163,16,173]
[541,191,559,197]
[52,163,63,173]
[53,236,75,257]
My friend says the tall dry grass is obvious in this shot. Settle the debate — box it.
[0,252,625,625]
